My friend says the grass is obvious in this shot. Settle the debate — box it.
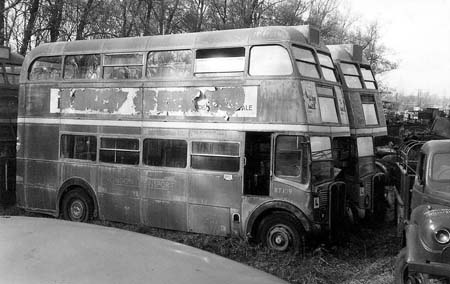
[1,205,399,284]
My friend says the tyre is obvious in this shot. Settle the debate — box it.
[257,212,304,253]
[61,188,93,222]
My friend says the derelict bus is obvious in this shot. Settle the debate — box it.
[17,26,350,251]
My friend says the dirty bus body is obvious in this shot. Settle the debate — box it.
[328,45,387,221]
[17,26,349,251]
[0,46,23,206]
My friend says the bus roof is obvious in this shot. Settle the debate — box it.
[327,44,368,64]
[23,25,326,62]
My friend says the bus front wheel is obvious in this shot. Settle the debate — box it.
[258,212,304,253]
[61,188,93,222]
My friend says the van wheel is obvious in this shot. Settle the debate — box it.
[61,189,93,222]
[258,212,304,253]
[394,248,425,284]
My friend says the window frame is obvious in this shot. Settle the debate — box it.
[360,65,377,89]
[194,47,246,77]
[63,53,102,80]
[248,44,293,76]
[99,137,140,165]
[60,134,98,162]
[146,49,193,79]
[317,52,337,82]
[143,138,188,168]
[292,45,320,79]
[103,52,144,80]
[274,135,309,184]
[28,56,63,81]
[190,140,240,172]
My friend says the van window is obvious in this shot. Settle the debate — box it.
[432,153,450,181]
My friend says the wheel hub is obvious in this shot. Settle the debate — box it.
[268,225,292,251]
[70,200,85,219]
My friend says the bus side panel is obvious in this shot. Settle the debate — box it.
[141,169,189,231]
[188,204,230,236]
[188,172,241,236]
[61,162,97,194]
[25,85,54,116]
[142,199,187,231]
[97,165,140,224]
[15,158,25,207]
[22,123,60,210]
[23,159,59,211]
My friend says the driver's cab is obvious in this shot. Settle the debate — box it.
[411,140,450,211]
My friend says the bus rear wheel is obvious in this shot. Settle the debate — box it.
[258,212,304,253]
[61,188,93,222]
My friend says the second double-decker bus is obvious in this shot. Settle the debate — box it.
[328,44,387,222]
[17,26,350,251]
[0,46,23,206]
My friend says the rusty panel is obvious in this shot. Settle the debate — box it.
[188,204,230,236]
[24,185,57,212]
[24,124,59,160]
[375,94,387,127]
[335,86,349,125]
[100,125,140,135]
[301,80,321,123]
[55,88,142,115]
[25,84,53,116]
[25,159,59,191]
[60,124,97,133]
[97,193,140,224]
[141,170,188,202]
[189,129,242,141]
[61,162,97,189]
[142,199,187,231]
[259,80,306,123]
[98,166,140,198]
[189,173,241,208]
[142,128,189,138]
[344,90,365,128]
[142,86,257,120]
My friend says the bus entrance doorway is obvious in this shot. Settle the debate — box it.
[244,132,271,196]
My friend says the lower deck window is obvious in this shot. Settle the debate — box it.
[275,135,308,183]
[60,134,97,161]
[99,138,139,165]
[191,141,239,172]
[143,138,187,168]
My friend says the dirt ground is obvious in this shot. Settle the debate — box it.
[0,205,399,284]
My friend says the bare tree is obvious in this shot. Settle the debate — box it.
[20,0,40,55]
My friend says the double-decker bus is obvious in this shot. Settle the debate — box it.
[17,26,350,251]
[328,44,387,221]
[0,46,23,206]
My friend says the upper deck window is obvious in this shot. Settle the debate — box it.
[104,53,143,80]
[147,50,192,78]
[4,64,20,85]
[361,66,377,89]
[249,45,292,76]
[195,48,245,77]
[29,56,62,80]
[317,86,338,123]
[292,46,320,78]
[317,52,337,82]
[340,62,363,88]
[64,54,101,80]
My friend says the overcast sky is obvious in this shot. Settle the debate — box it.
[342,0,450,96]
